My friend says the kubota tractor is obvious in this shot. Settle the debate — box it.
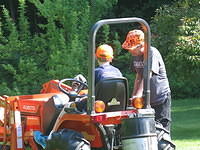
[0,17,175,150]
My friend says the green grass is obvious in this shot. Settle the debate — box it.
[171,98,200,150]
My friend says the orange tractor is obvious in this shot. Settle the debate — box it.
[0,18,174,150]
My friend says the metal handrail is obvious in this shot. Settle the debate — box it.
[87,17,151,114]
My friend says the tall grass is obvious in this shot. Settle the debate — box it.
[171,98,200,150]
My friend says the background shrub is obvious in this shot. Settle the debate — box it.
[151,0,200,98]
[0,0,118,95]
[0,0,199,99]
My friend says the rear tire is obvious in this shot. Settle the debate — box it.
[45,129,90,150]
[156,123,176,150]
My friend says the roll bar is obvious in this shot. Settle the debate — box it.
[87,17,151,114]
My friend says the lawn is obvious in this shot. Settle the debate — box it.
[171,98,200,150]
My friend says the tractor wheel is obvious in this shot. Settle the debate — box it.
[45,129,90,150]
[156,123,176,150]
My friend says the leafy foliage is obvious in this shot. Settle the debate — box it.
[0,0,199,99]
[151,0,200,98]
[0,0,118,95]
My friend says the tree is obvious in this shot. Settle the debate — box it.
[151,0,200,98]
[0,0,118,95]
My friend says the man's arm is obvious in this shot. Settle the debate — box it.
[132,73,143,97]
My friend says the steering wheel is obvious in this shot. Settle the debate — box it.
[58,78,88,98]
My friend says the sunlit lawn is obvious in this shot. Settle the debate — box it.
[171,98,200,150]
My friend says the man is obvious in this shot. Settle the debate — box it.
[95,44,122,84]
[122,30,171,131]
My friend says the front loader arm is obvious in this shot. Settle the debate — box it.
[0,95,11,147]
[0,96,25,150]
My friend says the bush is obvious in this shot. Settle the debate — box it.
[151,0,200,98]
[0,0,118,95]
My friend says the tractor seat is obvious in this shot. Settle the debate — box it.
[42,94,69,135]
[95,77,129,112]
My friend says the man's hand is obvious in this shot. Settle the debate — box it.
[129,95,137,101]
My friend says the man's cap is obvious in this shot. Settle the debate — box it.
[122,30,144,50]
